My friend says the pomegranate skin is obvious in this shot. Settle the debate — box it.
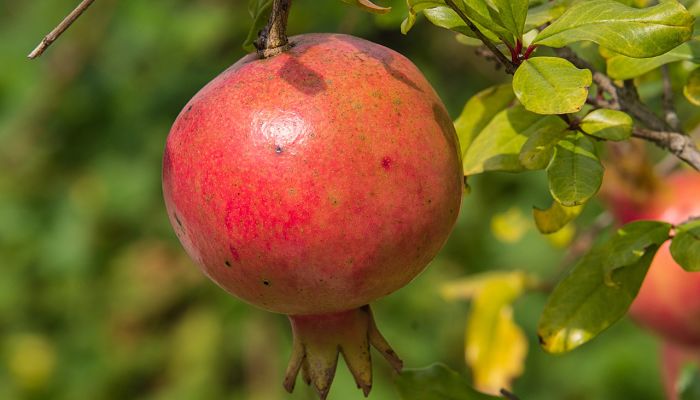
[624,171,700,346]
[162,33,462,316]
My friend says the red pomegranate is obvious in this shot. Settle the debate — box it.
[608,171,700,346]
[162,33,462,397]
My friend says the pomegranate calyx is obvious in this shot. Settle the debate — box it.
[283,305,402,399]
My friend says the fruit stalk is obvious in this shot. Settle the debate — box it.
[255,0,293,58]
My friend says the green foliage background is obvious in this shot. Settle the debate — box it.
[0,1,666,399]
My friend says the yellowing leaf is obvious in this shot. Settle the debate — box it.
[491,207,530,243]
[341,0,391,14]
[465,276,528,394]
[684,67,700,106]
[533,201,584,234]
[546,223,576,248]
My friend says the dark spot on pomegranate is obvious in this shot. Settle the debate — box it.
[224,260,232,267]
[186,104,193,112]
[263,280,270,286]
[381,156,393,170]
[275,145,283,154]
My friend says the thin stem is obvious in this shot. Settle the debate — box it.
[443,0,516,74]
[28,0,97,59]
[661,65,681,131]
[255,0,293,58]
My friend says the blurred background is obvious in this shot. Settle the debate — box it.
[0,1,667,399]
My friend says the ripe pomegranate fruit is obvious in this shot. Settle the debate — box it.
[604,170,700,346]
[162,33,462,398]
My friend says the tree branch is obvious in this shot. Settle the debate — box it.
[28,0,97,59]
[555,47,700,171]
[443,0,516,74]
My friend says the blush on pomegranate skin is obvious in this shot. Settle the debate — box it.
[162,33,463,398]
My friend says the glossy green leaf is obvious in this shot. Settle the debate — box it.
[463,106,568,175]
[492,0,528,38]
[421,7,502,43]
[524,0,573,32]
[684,67,700,106]
[670,219,700,272]
[340,0,391,13]
[395,364,501,400]
[606,41,700,80]
[538,243,659,353]
[402,1,445,34]
[519,125,570,170]
[513,57,592,115]
[580,109,633,141]
[547,133,604,206]
[243,0,273,51]
[533,201,584,234]
[455,84,515,155]
[601,221,673,285]
[534,0,695,58]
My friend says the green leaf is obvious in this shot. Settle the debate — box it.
[401,1,445,34]
[463,106,568,175]
[455,84,515,155]
[547,133,604,206]
[533,201,584,234]
[340,0,391,14]
[421,7,502,43]
[684,67,700,106]
[601,221,673,285]
[534,0,695,58]
[580,109,633,141]
[679,364,700,400]
[243,0,273,52]
[464,273,528,394]
[538,242,659,353]
[519,125,570,170]
[395,364,501,400]
[606,41,700,80]
[491,0,529,38]
[670,219,700,272]
[524,0,574,32]
[513,57,592,115]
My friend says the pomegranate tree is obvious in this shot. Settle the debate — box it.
[161,5,462,397]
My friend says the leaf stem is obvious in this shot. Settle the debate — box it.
[255,0,293,58]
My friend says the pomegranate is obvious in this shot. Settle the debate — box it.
[605,171,700,346]
[162,33,462,398]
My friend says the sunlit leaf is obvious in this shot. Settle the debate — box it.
[419,7,503,43]
[441,271,530,301]
[513,57,592,115]
[533,201,584,234]
[684,67,700,106]
[670,219,700,272]
[401,0,445,34]
[534,0,695,58]
[547,133,604,206]
[538,243,658,353]
[491,0,528,38]
[580,109,633,141]
[606,41,700,80]
[395,364,501,400]
[463,106,568,175]
[455,84,515,155]
[524,0,574,32]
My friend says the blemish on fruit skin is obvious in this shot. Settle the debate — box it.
[381,156,393,170]
[263,280,271,286]
[224,260,232,268]
[174,213,183,228]
[229,245,241,262]
[275,145,284,154]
